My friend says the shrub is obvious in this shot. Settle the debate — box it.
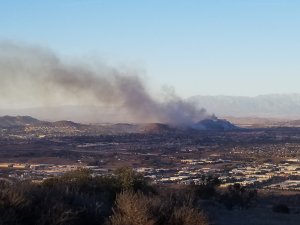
[114,167,155,194]
[219,183,257,210]
[108,191,209,225]
[0,169,121,225]
[0,168,209,225]
[272,203,290,214]
[167,205,208,225]
[0,185,31,225]
[108,191,155,225]
[192,175,221,199]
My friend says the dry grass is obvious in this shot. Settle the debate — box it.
[108,191,155,225]
[168,205,208,225]
[108,191,209,225]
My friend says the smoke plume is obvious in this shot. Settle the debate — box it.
[0,42,209,124]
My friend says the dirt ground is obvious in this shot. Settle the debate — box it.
[211,207,300,225]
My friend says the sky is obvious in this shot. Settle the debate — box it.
[0,0,300,98]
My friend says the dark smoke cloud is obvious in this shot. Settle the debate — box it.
[0,42,209,124]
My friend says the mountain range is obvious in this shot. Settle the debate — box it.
[188,93,300,118]
[0,116,81,128]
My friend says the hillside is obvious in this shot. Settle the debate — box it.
[0,116,84,129]
[0,116,44,128]
[141,123,173,133]
[51,120,82,128]
[192,118,238,131]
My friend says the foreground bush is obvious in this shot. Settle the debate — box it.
[114,167,155,194]
[108,191,155,225]
[0,168,152,225]
[0,175,115,225]
[108,191,209,225]
[192,175,221,199]
[0,168,209,225]
[272,203,290,214]
[219,183,257,210]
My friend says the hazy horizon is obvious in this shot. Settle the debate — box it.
[1,1,300,122]
[2,92,300,123]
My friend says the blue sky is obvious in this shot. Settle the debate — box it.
[1,0,300,97]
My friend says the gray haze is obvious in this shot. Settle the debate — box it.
[0,42,208,124]
[189,94,300,119]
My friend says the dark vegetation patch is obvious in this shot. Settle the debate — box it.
[0,168,210,225]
